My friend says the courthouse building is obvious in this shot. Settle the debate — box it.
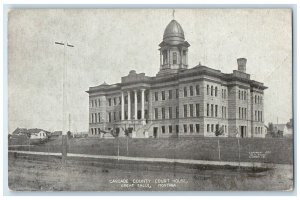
[86,19,267,138]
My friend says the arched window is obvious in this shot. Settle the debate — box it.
[211,86,214,96]
[215,86,218,96]
[239,90,241,99]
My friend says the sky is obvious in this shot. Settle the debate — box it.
[8,9,292,133]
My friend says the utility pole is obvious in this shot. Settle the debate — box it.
[55,41,74,167]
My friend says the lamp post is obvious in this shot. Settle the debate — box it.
[55,41,74,167]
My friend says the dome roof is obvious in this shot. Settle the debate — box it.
[163,20,185,44]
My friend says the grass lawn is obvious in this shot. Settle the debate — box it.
[8,136,293,164]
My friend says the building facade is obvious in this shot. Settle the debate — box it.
[86,19,267,138]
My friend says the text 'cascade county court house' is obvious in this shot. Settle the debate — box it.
[86,19,267,138]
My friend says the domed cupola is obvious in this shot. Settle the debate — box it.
[157,19,190,76]
[163,20,185,45]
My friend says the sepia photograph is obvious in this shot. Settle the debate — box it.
[7,8,294,192]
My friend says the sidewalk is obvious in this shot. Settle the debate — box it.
[8,150,291,169]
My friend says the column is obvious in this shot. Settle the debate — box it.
[160,51,162,69]
[134,90,138,120]
[168,49,171,68]
[127,91,131,120]
[121,91,124,120]
[141,89,145,120]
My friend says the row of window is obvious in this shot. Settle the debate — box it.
[183,104,201,118]
[182,124,201,133]
[161,125,180,134]
[206,85,227,99]
[238,107,247,120]
[90,99,101,108]
[206,124,228,133]
[183,85,201,97]
[206,104,227,118]
[154,106,179,119]
[238,90,247,100]
[255,127,264,134]
[90,113,102,123]
[254,95,263,104]
[255,110,263,122]
[154,89,179,101]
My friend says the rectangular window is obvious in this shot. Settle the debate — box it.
[114,98,116,106]
[108,98,112,106]
[169,107,172,119]
[211,86,214,96]
[225,107,227,118]
[241,108,244,119]
[95,100,97,107]
[190,124,194,133]
[162,126,165,134]
[215,105,218,117]
[169,125,172,133]
[119,111,121,120]
[207,103,209,117]
[113,112,116,121]
[222,106,224,118]
[176,125,179,133]
[207,85,209,95]
[173,52,177,64]
[184,105,187,117]
[190,86,194,96]
[196,85,200,95]
[211,124,214,132]
[176,106,179,118]
[207,124,210,132]
[211,104,214,117]
[224,89,227,98]
[184,87,187,97]
[98,113,101,123]
[196,104,200,117]
[176,89,179,98]
[155,108,158,119]
[145,92,149,102]
[189,104,194,117]
[109,112,111,122]
[169,90,172,99]
[183,124,187,133]
[162,91,165,100]
[196,124,200,133]
[155,92,158,101]
[239,107,241,119]
[162,107,165,119]
[91,114,94,123]
[215,87,218,96]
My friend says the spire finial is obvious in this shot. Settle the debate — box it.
[172,9,175,19]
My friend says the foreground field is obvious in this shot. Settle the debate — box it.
[8,153,293,191]
[9,137,293,164]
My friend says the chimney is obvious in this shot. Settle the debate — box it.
[237,58,247,73]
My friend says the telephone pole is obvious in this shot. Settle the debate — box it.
[55,41,74,167]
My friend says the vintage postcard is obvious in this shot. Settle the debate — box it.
[7,8,293,191]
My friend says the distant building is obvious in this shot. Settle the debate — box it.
[274,119,293,138]
[86,19,267,138]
